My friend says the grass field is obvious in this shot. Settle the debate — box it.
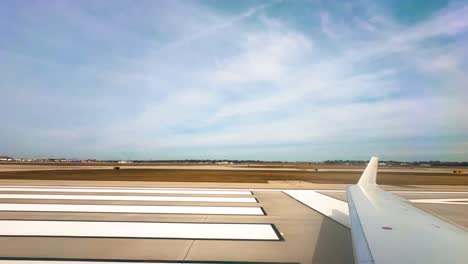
[0,169,467,185]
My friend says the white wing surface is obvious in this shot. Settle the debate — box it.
[347,157,468,264]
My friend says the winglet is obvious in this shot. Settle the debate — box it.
[357,157,379,186]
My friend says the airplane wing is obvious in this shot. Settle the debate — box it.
[347,157,468,264]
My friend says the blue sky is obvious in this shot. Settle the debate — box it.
[1,0,467,161]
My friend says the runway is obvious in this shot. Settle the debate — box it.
[0,182,466,263]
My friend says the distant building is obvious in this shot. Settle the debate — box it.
[118,160,133,164]
[216,161,233,165]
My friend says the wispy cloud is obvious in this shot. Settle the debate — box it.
[160,0,283,51]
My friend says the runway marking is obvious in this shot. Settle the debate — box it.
[0,187,252,195]
[283,190,350,227]
[0,194,257,203]
[410,198,468,205]
[0,220,281,240]
[0,203,265,215]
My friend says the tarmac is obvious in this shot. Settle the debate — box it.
[0,179,466,264]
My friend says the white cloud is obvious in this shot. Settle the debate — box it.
[211,30,312,83]
[85,3,468,155]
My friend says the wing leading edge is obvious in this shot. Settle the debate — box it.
[347,157,468,264]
